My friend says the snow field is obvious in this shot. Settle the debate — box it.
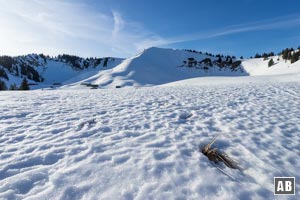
[0,81,300,199]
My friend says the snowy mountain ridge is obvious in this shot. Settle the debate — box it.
[0,54,124,89]
[67,47,300,89]
[1,47,300,90]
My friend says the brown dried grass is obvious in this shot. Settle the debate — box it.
[201,135,241,170]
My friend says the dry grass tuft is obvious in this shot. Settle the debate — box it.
[201,135,241,170]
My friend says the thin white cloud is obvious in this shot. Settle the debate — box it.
[130,14,300,52]
[156,14,300,46]
[0,0,164,57]
[112,11,124,38]
[211,14,300,38]
[1,0,299,57]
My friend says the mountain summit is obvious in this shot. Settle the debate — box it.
[68,47,300,89]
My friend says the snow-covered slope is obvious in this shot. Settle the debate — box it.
[2,47,300,90]
[0,55,123,89]
[242,56,300,76]
[67,47,300,89]
[67,47,245,88]
[1,75,299,199]
[162,72,300,87]
[41,58,124,85]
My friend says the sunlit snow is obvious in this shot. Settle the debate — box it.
[1,75,300,199]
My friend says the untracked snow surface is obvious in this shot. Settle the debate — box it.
[1,77,300,199]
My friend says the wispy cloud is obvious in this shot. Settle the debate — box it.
[126,14,300,53]
[112,11,124,38]
[155,14,300,46]
[1,0,299,57]
[210,14,300,38]
[0,0,165,57]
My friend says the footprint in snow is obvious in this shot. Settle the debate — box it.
[112,155,130,165]
[77,119,97,130]
[179,112,193,120]
[153,151,171,160]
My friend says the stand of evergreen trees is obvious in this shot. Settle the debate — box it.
[183,49,237,61]
[0,80,7,90]
[281,48,300,63]
[253,47,300,63]
[254,52,275,59]
[0,77,30,91]
[56,54,111,69]
[0,55,42,82]
[181,56,242,72]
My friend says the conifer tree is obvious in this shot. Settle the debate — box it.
[291,52,300,63]
[0,68,8,80]
[254,53,261,58]
[0,80,7,90]
[282,48,289,60]
[9,83,18,90]
[19,77,30,90]
[268,58,274,67]
[103,58,108,67]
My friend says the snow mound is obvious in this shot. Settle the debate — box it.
[66,47,300,89]
[72,47,247,88]
[242,56,300,76]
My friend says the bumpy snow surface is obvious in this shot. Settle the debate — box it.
[1,78,300,199]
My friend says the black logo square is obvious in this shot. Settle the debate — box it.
[274,177,295,195]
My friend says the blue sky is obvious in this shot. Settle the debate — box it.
[1,0,300,58]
